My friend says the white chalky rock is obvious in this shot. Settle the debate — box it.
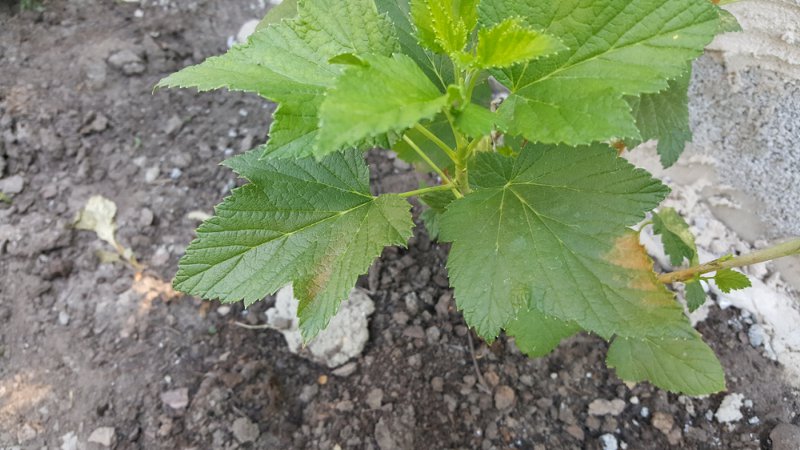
[266,285,375,368]
[715,393,745,424]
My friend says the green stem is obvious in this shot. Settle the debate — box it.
[398,184,455,199]
[401,135,463,199]
[658,238,800,284]
[413,123,458,162]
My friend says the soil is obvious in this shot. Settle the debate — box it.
[1,1,799,449]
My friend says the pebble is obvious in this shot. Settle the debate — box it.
[231,417,260,443]
[748,324,766,347]
[403,325,425,340]
[565,424,584,441]
[60,431,78,450]
[17,423,36,443]
[58,311,70,326]
[139,208,154,227]
[425,326,441,343]
[431,377,444,392]
[170,168,183,180]
[217,305,231,316]
[366,388,384,409]
[160,387,189,410]
[107,49,145,75]
[770,423,800,450]
[88,427,115,447]
[163,115,183,136]
[404,292,420,315]
[144,166,160,183]
[600,433,619,450]
[588,399,627,416]
[299,384,318,403]
[651,412,674,436]
[715,393,745,423]
[0,175,24,195]
[332,362,358,377]
[640,407,650,418]
[494,385,515,410]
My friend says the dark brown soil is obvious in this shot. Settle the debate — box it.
[1,1,798,449]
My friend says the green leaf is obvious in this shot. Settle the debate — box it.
[453,103,505,138]
[473,18,565,69]
[717,8,742,33]
[506,307,581,357]
[626,71,692,168]
[714,268,752,293]
[374,0,456,89]
[439,144,691,341]
[653,207,698,266]
[607,331,726,396]
[318,54,449,154]
[157,0,398,158]
[420,189,457,240]
[479,0,720,145]
[411,0,479,55]
[257,0,298,30]
[174,150,413,340]
[685,280,706,312]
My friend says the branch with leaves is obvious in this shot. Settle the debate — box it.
[156,0,796,396]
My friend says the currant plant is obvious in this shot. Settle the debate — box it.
[158,0,800,395]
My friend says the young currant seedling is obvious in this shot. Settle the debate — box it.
[158,0,800,395]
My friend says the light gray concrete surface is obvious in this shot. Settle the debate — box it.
[686,1,800,239]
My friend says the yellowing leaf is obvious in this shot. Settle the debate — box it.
[74,195,119,247]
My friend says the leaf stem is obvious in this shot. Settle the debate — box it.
[658,238,800,284]
[401,135,462,199]
[413,123,458,162]
[398,184,455,199]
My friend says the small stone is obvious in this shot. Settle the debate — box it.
[108,49,145,75]
[17,423,37,443]
[715,393,745,424]
[431,377,444,392]
[88,427,115,447]
[651,412,674,436]
[169,168,183,179]
[139,208,154,227]
[484,371,500,387]
[299,384,318,403]
[160,388,189,410]
[629,396,639,405]
[41,183,58,199]
[0,175,24,195]
[404,292,420,315]
[494,385,515,410]
[770,423,800,450]
[163,115,183,136]
[144,166,160,183]
[58,311,70,326]
[217,305,231,316]
[231,417,260,443]
[565,424,584,441]
[588,399,627,416]
[600,433,618,450]
[60,431,78,450]
[366,388,384,409]
[748,324,765,347]
[640,407,650,418]
[332,362,358,377]
[335,400,354,412]
[80,113,109,135]
[425,326,441,343]
[403,325,425,339]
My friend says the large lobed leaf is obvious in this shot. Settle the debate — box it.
[439,144,693,341]
[157,0,398,158]
[174,150,413,340]
[479,0,721,145]
[318,54,449,153]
